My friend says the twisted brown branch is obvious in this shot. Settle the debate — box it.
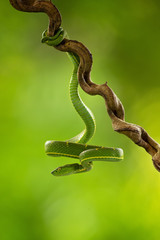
[9,0,160,171]
[9,0,61,35]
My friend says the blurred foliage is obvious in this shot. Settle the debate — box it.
[1,0,160,239]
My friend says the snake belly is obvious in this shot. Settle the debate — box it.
[42,28,124,176]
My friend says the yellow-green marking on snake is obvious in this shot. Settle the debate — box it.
[42,28,123,176]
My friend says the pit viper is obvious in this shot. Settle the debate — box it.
[42,27,123,176]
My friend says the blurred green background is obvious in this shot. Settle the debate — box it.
[1,0,160,239]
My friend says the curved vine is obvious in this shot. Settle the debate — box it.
[9,0,160,172]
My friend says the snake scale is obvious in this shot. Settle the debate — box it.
[42,28,123,176]
[10,0,160,174]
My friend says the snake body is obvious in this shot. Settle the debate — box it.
[42,28,123,176]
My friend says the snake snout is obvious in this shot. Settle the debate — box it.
[51,167,62,176]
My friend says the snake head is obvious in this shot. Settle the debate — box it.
[51,163,82,176]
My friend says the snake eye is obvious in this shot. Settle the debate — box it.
[55,167,61,172]
[51,167,62,176]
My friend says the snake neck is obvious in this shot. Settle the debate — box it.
[68,52,96,144]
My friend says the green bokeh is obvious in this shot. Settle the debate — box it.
[1,1,160,239]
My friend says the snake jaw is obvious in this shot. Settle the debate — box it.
[51,163,86,176]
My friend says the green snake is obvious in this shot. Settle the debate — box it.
[42,28,123,176]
